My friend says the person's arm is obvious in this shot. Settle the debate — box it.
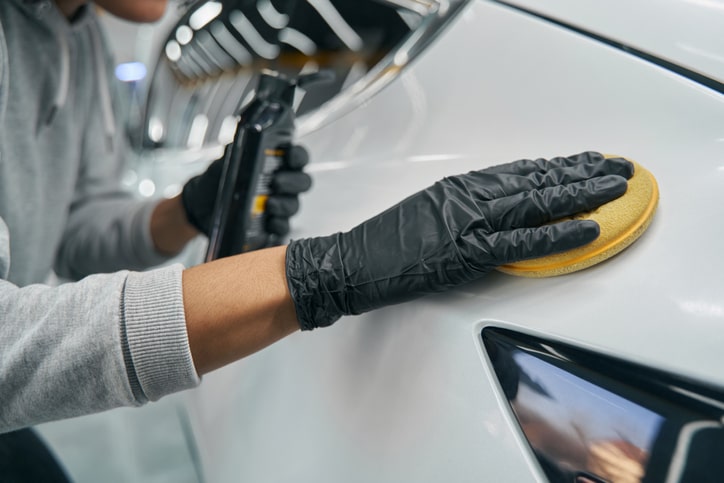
[0,241,199,432]
[183,151,635,372]
[0,152,632,433]
[183,245,298,375]
[149,195,200,256]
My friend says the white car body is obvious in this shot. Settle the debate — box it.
[181,1,724,482]
[39,1,724,481]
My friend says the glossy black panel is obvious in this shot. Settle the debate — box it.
[482,327,724,483]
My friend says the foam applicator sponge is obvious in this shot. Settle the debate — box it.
[497,156,659,278]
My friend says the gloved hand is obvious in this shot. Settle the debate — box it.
[181,144,312,238]
[286,151,634,331]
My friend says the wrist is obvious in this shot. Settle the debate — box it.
[150,195,200,255]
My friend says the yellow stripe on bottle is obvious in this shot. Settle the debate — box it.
[252,195,268,215]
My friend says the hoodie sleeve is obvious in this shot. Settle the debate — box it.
[0,217,200,433]
[53,16,173,280]
[54,188,171,280]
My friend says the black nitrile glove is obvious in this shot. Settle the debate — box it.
[181,145,312,238]
[286,151,634,331]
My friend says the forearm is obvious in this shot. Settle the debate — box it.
[183,245,299,375]
[153,195,300,374]
[150,195,200,255]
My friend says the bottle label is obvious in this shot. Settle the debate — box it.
[243,148,284,251]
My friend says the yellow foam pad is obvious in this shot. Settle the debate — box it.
[497,156,659,278]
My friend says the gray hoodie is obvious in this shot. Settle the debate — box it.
[0,1,200,432]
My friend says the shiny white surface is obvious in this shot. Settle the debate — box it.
[187,1,724,481]
[502,0,724,85]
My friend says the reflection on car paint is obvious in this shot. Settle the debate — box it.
[482,327,724,483]
[142,0,426,150]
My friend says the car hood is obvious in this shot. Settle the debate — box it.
[296,0,724,387]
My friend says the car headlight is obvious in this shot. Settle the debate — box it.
[482,327,724,483]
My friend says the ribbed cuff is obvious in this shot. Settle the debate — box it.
[121,264,200,402]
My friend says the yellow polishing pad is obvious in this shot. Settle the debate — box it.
[497,156,659,278]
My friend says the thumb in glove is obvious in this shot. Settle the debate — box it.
[285,151,634,331]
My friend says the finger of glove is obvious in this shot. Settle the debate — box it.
[463,156,633,200]
[271,171,312,194]
[483,220,601,266]
[266,195,300,217]
[481,174,628,231]
[284,145,310,169]
[480,151,606,177]
[266,216,290,236]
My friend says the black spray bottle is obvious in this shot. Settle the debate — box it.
[204,70,329,261]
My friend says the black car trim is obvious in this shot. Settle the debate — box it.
[488,0,724,95]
